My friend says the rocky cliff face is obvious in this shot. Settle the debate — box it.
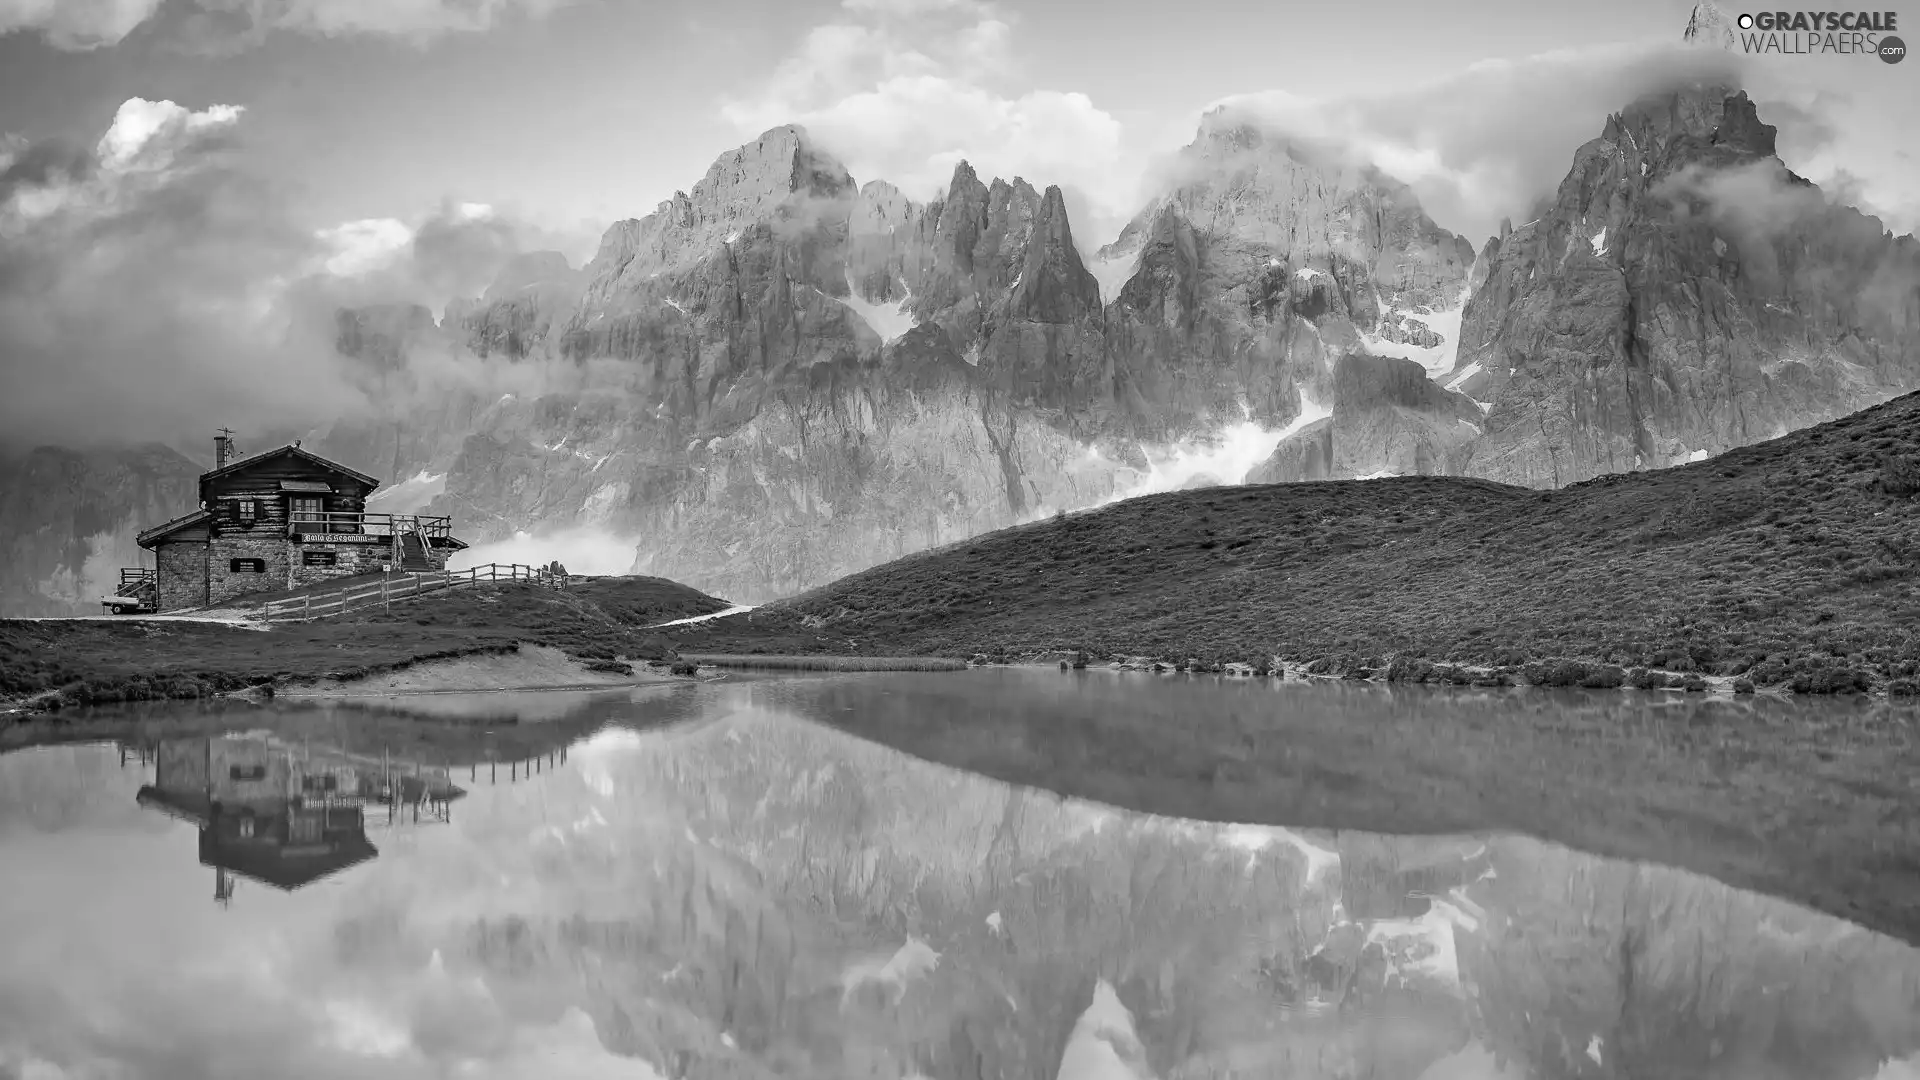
[320,120,1476,603]
[1247,352,1485,483]
[1440,84,1920,488]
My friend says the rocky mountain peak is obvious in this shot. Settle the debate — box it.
[1600,85,1776,168]
[580,126,859,285]
[857,179,915,222]
[1682,0,1740,48]
[688,123,854,221]
[1190,106,1269,156]
[1009,184,1100,321]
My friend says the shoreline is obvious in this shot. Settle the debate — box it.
[2,642,702,720]
[680,647,1917,700]
[8,642,1914,720]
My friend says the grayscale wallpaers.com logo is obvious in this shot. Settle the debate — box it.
[1732,11,1906,61]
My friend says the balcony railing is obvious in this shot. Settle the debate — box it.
[287,512,452,539]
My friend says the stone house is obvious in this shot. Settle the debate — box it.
[132,434,468,611]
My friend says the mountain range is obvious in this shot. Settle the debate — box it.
[4,22,1918,614]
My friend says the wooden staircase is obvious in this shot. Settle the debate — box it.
[398,527,433,571]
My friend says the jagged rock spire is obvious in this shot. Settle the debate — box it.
[1683,1,1739,49]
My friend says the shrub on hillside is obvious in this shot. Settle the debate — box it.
[1788,663,1871,694]
[1732,678,1756,694]
[1628,668,1669,690]
[1879,452,1920,496]
[1582,665,1628,689]
[1888,679,1919,697]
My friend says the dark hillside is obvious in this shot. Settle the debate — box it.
[671,391,1920,691]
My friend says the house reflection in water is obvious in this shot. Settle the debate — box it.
[133,732,462,905]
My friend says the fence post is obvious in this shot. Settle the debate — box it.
[304,595,310,619]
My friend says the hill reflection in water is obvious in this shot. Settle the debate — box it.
[0,675,1916,1080]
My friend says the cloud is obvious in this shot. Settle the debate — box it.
[309,199,596,317]
[1652,157,1920,333]
[719,0,1135,250]
[1207,42,1756,244]
[0,97,591,452]
[1,0,576,50]
[0,0,165,49]
[0,97,376,450]
[1653,158,1830,243]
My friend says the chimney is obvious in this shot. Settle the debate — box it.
[215,429,234,468]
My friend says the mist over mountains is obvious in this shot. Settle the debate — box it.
[3,18,1918,614]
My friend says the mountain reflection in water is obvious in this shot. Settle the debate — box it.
[0,677,1915,1080]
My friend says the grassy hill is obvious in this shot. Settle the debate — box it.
[1,576,727,712]
[670,391,1920,693]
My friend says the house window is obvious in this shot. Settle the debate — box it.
[229,764,266,781]
[303,550,338,568]
[291,497,325,531]
[237,816,255,839]
[302,773,339,792]
[229,558,266,574]
[235,499,257,525]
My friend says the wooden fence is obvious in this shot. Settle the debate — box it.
[256,563,569,622]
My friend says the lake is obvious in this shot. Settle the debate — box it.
[1,669,1917,1080]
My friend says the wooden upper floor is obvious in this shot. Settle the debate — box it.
[136,442,460,548]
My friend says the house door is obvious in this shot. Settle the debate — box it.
[291,497,324,531]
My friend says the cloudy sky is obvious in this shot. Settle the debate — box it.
[0,0,1914,448]
[3,0,1914,255]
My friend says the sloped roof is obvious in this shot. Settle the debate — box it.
[136,508,212,549]
[136,786,214,827]
[200,444,379,489]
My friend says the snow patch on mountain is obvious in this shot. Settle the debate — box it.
[841,936,941,1006]
[1366,302,1466,378]
[1444,360,1482,393]
[1366,897,1479,987]
[837,271,917,345]
[1057,980,1153,1080]
[1687,448,1710,462]
[365,471,446,515]
[1098,392,1334,505]
[651,604,756,628]
[1590,228,1608,256]
[1218,824,1341,883]
[1087,250,1139,307]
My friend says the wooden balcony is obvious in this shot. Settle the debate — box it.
[287,512,453,539]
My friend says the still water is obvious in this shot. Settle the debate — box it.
[1,671,1917,1080]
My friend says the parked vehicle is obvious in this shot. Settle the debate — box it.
[103,568,158,614]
